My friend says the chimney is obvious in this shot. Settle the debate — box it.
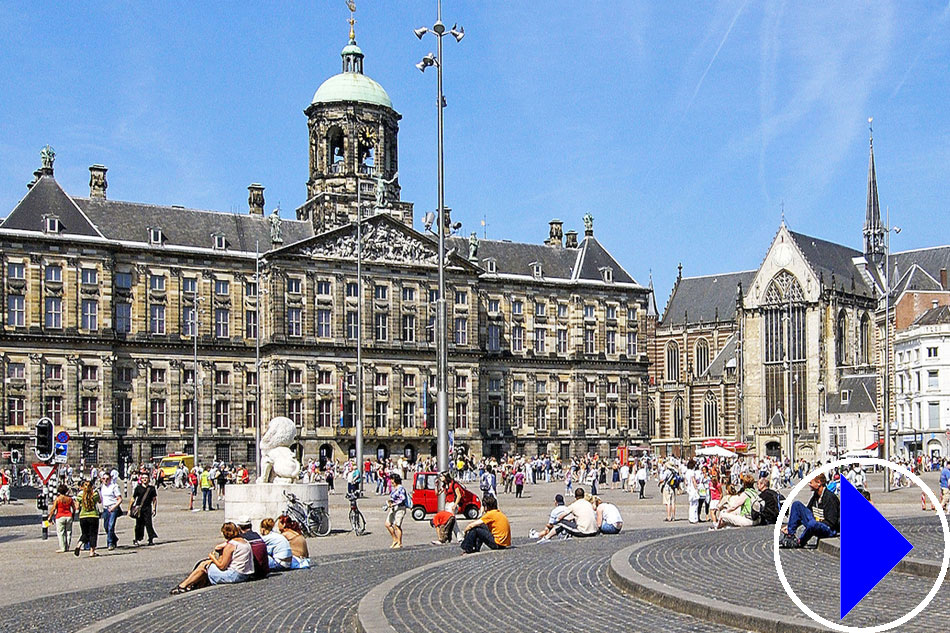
[88,165,108,199]
[27,169,43,190]
[564,230,578,249]
[941,268,947,290]
[546,219,563,247]
[933,300,939,309]
[248,183,265,216]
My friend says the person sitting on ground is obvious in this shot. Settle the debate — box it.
[430,509,456,545]
[235,518,269,579]
[711,474,758,529]
[259,517,294,570]
[276,514,310,567]
[753,477,781,526]
[550,488,599,538]
[782,473,840,548]
[170,522,254,593]
[531,494,570,541]
[460,494,511,554]
[593,496,624,534]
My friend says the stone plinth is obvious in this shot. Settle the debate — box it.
[225,483,328,531]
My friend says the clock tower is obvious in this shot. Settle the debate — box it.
[298,12,413,232]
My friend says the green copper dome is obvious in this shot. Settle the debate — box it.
[311,72,393,109]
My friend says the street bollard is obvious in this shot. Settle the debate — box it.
[42,519,49,540]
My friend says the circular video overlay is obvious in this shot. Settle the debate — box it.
[772,457,950,632]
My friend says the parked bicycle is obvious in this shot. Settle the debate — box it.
[283,490,331,537]
[347,491,366,535]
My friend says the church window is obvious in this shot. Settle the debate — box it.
[673,397,684,438]
[695,338,710,376]
[835,310,848,366]
[763,271,806,431]
[858,314,870,365]
[666,341,680,382]
[703,392,718,437]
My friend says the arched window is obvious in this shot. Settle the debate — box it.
[859,313,870,365]
[673,397,684,438]
[835,310,848,366]
[763,270,807,431]
[695,338,710,376]
[647,402,656,437]
[327,126,345,172]
[666,341,680,382]
[703,392,718,437]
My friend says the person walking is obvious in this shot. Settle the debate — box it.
[131,475,159,546]
[99,472,123,550]
[385,474,410,549]
[48,484,76,552]
[200,468,214,511]
[636,462,647,499]
[74,480,100,557]
[514,469,525,498]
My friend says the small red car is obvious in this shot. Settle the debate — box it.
[410,471,481,521]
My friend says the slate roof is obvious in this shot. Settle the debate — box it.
[0,174,313,253]
[448,235,638,284]
[890,246,950,290]
[788,230,871,295]
[660,271,755,327]
[0,175,103,237]
[704,333,738,379]
[890,264,943,297]
[75,197,313,252]
[825,375,877,415]
[912,305,950,327]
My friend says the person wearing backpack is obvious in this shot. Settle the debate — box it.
[479,465,497,499]
[385,473,410,549]
[661,464,678,522]
[752,476,782,525]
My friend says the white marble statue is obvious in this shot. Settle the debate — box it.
[257,416,302,484]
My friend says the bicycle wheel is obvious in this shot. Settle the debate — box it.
[312,508,331,537]
[350,508,366,536]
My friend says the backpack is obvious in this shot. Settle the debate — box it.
[245,536,269,579]
[401,486,412,509]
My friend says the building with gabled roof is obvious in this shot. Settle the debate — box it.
[0,19,649,469]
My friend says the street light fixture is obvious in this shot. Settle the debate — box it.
[882,214,901,492]
[416,0,464,512]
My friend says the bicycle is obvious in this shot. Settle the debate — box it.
[346,491,366,536]
[283,491,331,537]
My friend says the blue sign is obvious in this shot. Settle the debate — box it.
[56,431,70,443]
[839,476,914,618]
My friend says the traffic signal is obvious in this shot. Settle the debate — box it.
[10,449,20,463]
[34,418,54,461]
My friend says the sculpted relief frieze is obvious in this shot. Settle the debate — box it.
[302,223,438,266]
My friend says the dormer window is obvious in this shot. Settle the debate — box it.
[149,228,164,245]
[601,267,613,283]
[44,216,60,233]
[841,390,850,404]
[484,258,496,273]
[532,263,542,278]
[213,234,226,250]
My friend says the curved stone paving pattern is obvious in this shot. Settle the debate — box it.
[891,516,947,562]
[631,526,950,630]
[382,529,746,633]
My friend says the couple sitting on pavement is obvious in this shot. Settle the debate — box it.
[260,515,311,570]
[711,474,781,530]
[171,516,310,594]
[533,488,623,541]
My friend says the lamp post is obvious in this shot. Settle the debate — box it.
[192,292,203,470]
[254,242,262,477]
[882,213,901,492]
[415,1,464,512]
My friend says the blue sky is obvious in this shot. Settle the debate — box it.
[1,2,948,302]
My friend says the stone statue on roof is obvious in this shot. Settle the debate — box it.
[469,232,479,260]
[269,209,283,243]
[583,213,593,234]
[40,145,55,170]
[375,171,399,210]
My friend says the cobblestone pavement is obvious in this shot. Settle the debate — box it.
[382,527,747,633]
[631,526,949,630]
[890,516,947,562]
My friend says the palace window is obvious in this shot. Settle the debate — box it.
[535,301,546,317]
[81,397,98,427]
[215,401,230,429]
[288,368,303,385]
[150,275,166,292]
[316,309,331,338]
[402,286,415,302]
[557,406,569,431]
[488,298,500,313]
[536,405,547,431]
[605,330,616,355]
[214,309,230,338]
[215,280,230,296]
[585,405,596,431]
[214,370,229,386]
[557,329,568,353]
[45,297,62,329]
[245,401,257,429]
[346,282,359,298]
[286,277,301,294]
[182,400,195,430]
[318,400,332,428]
[584,328,595,354]
[512,404,524,429]
[150,304,165,335]
[627,331,638,356]
[182,277,197,294]
[81,300,98,330]
[81,365,98,381]
[512,300,523,315]
[374,285,388,301]
[346,311,358,340]
[488,403,501,430]
[512,326,525,352]
[45,265,62,282]
[7,397,25,426]
[606,305,616,320]
[151,367,166,383]
[374,401,388,428]
[150,399,167,429]
[402,314,416,342]
[45,364,62,380]
[318,370,331,385]
[534,327,545,353]
[245,310,258,339]
[81,268,98,285]
[6,295,24,327]
[454,402,468,430]
[606,405,618,431]
[115,302,131,333]
[115,398,132,429]
[374,313,388,341]
[455,290,467,305]
[487,324,500,351]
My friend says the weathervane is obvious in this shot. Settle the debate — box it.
[346,0,356,42]
[868,116,873,146]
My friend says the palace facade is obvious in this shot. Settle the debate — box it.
[0,29,651,470]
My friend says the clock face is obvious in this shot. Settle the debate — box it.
[360,127,377,145]
[774,243,792,268]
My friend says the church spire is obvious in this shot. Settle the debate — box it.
[864,117,885,264]
[341,1,364,74]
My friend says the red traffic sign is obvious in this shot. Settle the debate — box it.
[32,463,56,485]
[56,431,70,443]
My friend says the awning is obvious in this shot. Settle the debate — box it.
[864,441,879,451]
